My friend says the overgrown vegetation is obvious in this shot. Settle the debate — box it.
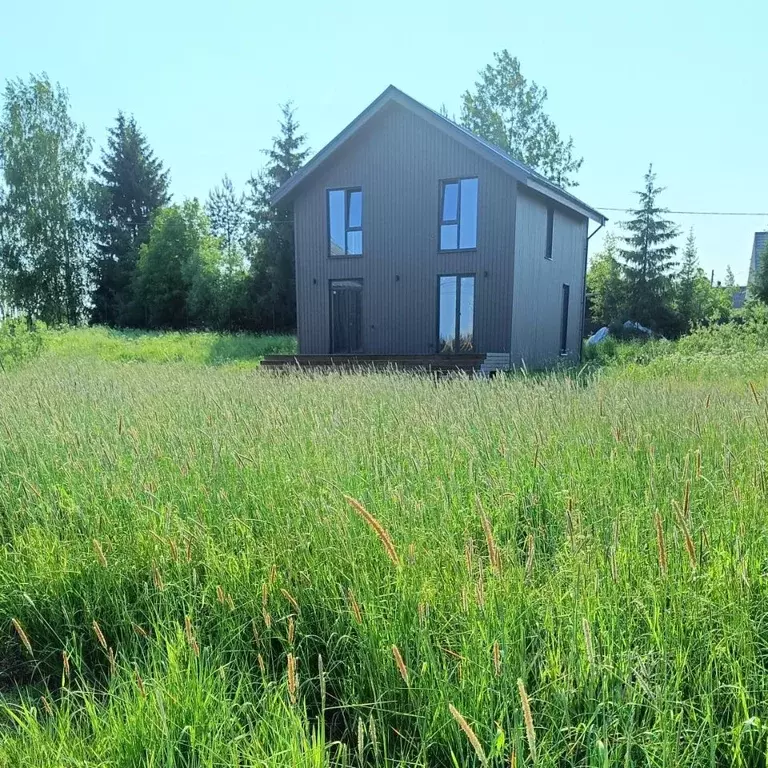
[2,329,768,765]
[42,326,296,365]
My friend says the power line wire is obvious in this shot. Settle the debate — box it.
[597,207,768,217]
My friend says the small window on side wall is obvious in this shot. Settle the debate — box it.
[545,207,554,260]
[439,178,478,251]
[328,188,363,257]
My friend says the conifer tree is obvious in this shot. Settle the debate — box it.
[618,165,679,329]
[90,113,169,326]
[246,103,309,331]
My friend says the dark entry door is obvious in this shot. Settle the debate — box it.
[330,280,363,353]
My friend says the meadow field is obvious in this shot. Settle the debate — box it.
[2,325,768,766]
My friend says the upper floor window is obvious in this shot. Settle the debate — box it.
[439,178,478,251]
[545,206,554,260]
[328,188,363,257]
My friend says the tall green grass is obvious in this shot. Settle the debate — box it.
[43,326,297,365]
[2,342,768,764]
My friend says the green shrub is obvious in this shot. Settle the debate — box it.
[0,319,45,371]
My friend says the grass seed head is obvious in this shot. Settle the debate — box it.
[344,495,401,568]
[184,615,200,657]
[92,539,107,568]
[92,620,108,651]
[654,511,668,576]
[448,703,488,767]
[11,618,32,656]
[517,678,536,763]
[287,653,298,704]
[392,644,409,684]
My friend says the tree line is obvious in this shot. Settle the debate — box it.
[0,54,587,332]
[0,74,308,332]
[2,59,762,336]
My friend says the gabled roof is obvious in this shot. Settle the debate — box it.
[271,85,606,225]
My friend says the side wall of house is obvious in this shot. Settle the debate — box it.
[292,102,518,355]
[510,190,588,368]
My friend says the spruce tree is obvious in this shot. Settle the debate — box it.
[90,113,169,326]
[619,165,679,330]
[677,228,698,327]
[246,103,309,331]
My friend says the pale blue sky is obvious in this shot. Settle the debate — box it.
[3,0,766,283]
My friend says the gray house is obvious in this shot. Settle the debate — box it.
[271,86,606,369]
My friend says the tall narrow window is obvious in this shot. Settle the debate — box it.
[439,178,478,251]
[560,283,570,355]
[328,188,363,257]
[545,207,554,260]
[438,275,475,353]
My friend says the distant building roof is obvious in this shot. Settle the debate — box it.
[748,231,768,286]
[271,85,606,225]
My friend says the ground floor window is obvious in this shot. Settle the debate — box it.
[438,274,475,353]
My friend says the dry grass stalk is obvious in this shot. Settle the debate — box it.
[475,567,486,609]
[696,449,702,479]
[262,607,272,629]
[682,480,691,519]
[408,542,416,564]
[287,616,295,645]
[609,546,618,583]
[344,495,401,567]
[392,645,409,684]
[92,620,108,651]
[525,533,535,579]
[281,588,300,614]
[582,617,595,666]
[347,589,363,625]
[517,678,537,763]
[151,563,164,591]
[749,380,760,405]
[132,623,148,639]
[654,511,668,576]
[492,641,501,677]
[216,585,226,604]
[169,539,179,562]
[448,704,488,767]
[509,750,517,768]
[40,696,53,716]
[135,667,146,698]
[11,618,32,656]
[674,505,697,570]
[287,653,298,704]
[108,646,116,675]
[92,539,107,568]
[62,650,70,678]
[226,594,234,611]
[477,497,502,575]
[357,717,365,765]
[269,564,277,585]
[262,582,269,608]
[440,646,465,662]
[318,653,326,705]
[464,537,475,576]
[257,653,266,676]
[184,615,200,657]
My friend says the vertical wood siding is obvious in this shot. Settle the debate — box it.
[293,103,517,354]
[510,191,588,368]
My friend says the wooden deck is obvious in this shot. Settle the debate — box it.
[260,354,486,374]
